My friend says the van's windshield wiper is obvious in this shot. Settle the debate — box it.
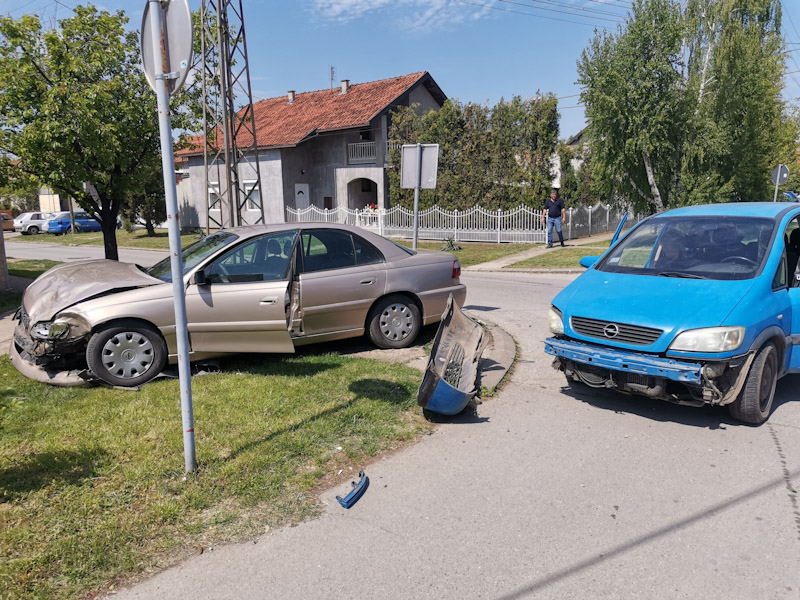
[657,271,707,279]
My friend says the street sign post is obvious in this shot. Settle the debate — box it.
[400,144,439,250]
[141,0,197,472]
[771,164,790,203]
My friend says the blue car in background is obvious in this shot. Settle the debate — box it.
[46,211,121,234]
[545,203,800,424]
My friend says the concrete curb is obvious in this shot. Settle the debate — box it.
[468,315,516,392]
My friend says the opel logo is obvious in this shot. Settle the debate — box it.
[603,323,620,338]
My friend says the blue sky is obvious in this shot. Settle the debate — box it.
[3,0,800,140]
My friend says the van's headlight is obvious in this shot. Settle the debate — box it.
[548,307,564,334]
[32,321,71,340]
[669,326,744,352]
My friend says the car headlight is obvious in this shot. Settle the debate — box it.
[32,321,71,340]
[548,307,564,335]
[669,326,745,353]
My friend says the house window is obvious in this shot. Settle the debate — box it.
[360,129,373,141]
[324,196,333,210]
[245,185,261,211]
[208,189,221,210]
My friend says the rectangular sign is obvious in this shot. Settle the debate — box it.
[401,144,439,189]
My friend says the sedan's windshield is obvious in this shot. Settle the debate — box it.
[147,232,238,282]
[597,216,775,280]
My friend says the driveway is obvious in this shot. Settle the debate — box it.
[110,270,800,600]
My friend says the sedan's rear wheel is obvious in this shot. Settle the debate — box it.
[86,321,167,387]
[728,342,778,425]
[367,295,421,349]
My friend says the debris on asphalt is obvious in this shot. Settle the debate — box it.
[336,470,369,509]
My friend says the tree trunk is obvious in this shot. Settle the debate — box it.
[101,218,119,261]
[642,150,664,212]
[145,219,155,236]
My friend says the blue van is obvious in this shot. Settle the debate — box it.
[545,203,800,424]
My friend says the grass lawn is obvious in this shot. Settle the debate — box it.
[396,240,530,267]
[12,229,201,250]
[508,244,610,269]
[0,351,430,599]
[6,258,61,280]
[0,292,21,315]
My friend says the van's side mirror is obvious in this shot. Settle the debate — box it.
[194,269,209,285]
[580,256,599,269]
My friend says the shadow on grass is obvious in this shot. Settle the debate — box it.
[293,325,439,358]
[218,354,342,378]
[223,377,416,464]
[0,447,107,502]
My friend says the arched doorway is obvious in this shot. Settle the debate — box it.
[347,178,378,210]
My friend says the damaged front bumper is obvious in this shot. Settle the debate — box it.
[545,337,754,407]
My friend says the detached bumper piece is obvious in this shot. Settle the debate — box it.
[336,471,369,509]
[417,294,488,416]
[9,340,91,387]
[545,337,702,384]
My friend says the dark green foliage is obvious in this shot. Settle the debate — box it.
[387,96,560,210]
[578,0,797,213]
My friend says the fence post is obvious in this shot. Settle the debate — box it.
[569,207,573,241]
[379,208,384,237]
[497,208,501,244]
[588,207,593,236]
[606,204,610,232]
[454,209,459,242]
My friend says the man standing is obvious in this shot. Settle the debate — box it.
[541,189,565,248]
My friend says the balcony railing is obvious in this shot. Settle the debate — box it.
[347,142,404,165]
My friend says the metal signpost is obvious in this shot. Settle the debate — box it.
[142,0,197,472]
[771,164,790,203]
[400,143,439,250]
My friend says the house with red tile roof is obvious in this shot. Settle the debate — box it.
[176,72,447,227]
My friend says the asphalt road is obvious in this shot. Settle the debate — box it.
[103,270,800,600]
[2,235,168,267]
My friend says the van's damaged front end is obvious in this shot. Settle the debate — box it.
[545,336,755,407]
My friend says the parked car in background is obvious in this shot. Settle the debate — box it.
[546,202,800,425]
[11,223,466,388]
[45,211,122,234]
[13,211,53,235]
[1,212,14,231]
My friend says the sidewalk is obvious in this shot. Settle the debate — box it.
[1,276,31,355]
[464,230,616,272]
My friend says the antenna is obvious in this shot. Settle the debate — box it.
[330,66,335,91]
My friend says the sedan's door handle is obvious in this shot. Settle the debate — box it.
[260,297,277,305]
[360,278,376,286]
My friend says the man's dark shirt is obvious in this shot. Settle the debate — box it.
[545,197,565,218]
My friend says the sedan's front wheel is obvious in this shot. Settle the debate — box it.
[728,342,778,425]
[367,295,421,349]
[86,321,167,387]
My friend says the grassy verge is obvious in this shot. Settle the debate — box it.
[6,258,61,280]
[0,352,430,599]
[0,292,21,315]
[396,240,530,267]
[508,244,609,269]
[11,229,201,250]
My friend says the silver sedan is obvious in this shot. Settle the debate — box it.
[11,223,466,387]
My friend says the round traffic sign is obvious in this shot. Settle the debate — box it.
[141,0,193,96]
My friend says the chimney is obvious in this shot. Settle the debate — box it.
[340,79,350,94]
[288,90,295,104]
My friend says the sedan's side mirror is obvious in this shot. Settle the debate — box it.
[580,256,599,269]
[194,269,209,285]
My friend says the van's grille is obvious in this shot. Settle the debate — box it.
[570,316,662,346]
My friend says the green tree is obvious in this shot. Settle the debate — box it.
[578,0,797,213]
[0,6,198,258]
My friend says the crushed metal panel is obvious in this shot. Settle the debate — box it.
[417,294,487,416]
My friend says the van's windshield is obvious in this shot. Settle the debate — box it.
[596,216,776,281]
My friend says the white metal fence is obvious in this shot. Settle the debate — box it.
[286,203,641,243]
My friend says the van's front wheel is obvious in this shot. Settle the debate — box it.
[728,342,778,425]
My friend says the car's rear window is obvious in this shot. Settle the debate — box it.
[596,216,776,280]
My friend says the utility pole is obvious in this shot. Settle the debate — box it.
[200,0,264,231]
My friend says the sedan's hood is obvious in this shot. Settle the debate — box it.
[555,269,756,351]
[24,260,162,322]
